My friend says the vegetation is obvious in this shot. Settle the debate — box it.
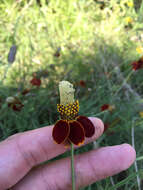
[0,0,143,189]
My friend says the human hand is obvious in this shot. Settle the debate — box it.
[0,117,136,190]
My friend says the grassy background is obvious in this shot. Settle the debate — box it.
[0,0,143,189]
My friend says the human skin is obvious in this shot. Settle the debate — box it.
[0,117,136,190]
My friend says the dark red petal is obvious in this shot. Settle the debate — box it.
[52,120,70,144]
[30,78,41,86]
[12,104,24,111]
[8,103,11,107]
[132,59,143,71]
[79,80,86,87]
[68,121,85,146]
[101,104,109,111]
[76,116,95,137]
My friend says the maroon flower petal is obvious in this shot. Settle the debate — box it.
[79,80,86,87]
[68,120,85,146]
[8,103,24,111]
[132,58,143,71]
[76,116,95,137]
[52,120,70,144]
[8,103,11,108]
[132,61,138,70]
[13,104,24,111]
[101,104,109,111]
[30,78,41,86]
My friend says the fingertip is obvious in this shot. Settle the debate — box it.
[88,117,104,139]
[82,144,136,183]
[120,143,136,169]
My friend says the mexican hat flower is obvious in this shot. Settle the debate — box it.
[30,73,41,86]
[132,56,143,71]
[30,77,41,86]
[79,80,86,87]
[101,104,109,111]
[101,104,115,112]
[6,96,24,111]
[52,81,95,146]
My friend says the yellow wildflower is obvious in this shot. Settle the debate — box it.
[127,2,134,7]
[136,47,143,54]
[125,17,133,24]
[139,112,143,118]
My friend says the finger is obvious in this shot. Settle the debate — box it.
[0,117,104,189]
[12,144,136,190]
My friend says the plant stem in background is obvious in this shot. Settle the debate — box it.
[71,143,76,190]
[131,121,141,190]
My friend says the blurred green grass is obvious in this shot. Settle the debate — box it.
[0,0,143,189]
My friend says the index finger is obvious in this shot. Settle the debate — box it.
[0,117,104,189]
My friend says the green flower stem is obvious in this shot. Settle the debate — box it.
[71,143,76,190]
